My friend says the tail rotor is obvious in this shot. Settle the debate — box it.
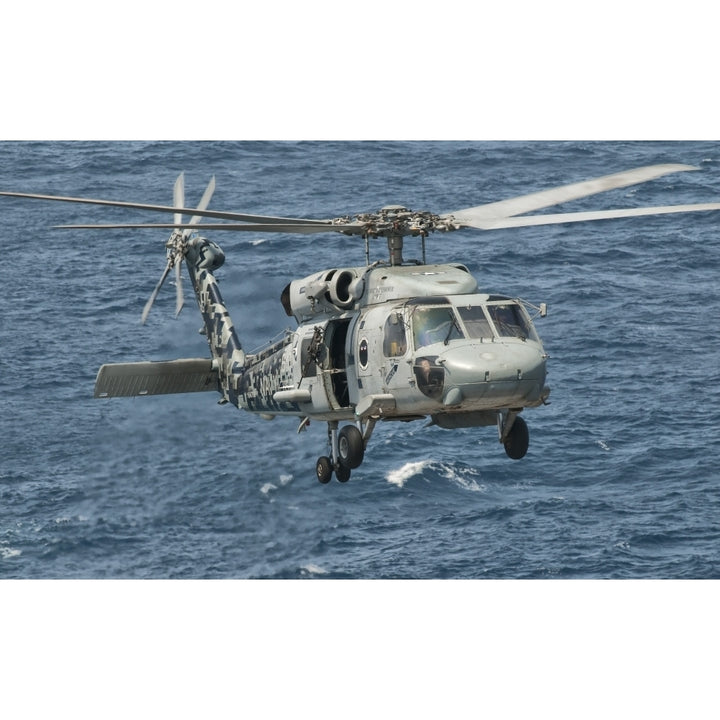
[141,173,216,324]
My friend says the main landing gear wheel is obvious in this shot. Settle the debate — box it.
[316,456,333,484]
[335,464,351,483]
[504,415,529,460]
[338,425,364,469]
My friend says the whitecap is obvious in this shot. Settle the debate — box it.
[440,465,486,493]
[386,459,486,491]
[301,563,329,576]
[279,474,293,486]
[260,482,277,495]
[249,238,268,246]
[386,459,434,488]
[0,546,21,559]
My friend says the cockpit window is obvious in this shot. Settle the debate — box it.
[486,303,537,340]
[383,312,407,357]
[457,305,493,339]
[412,306,464,349]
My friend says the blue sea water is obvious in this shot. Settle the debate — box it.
[1,140,719,581]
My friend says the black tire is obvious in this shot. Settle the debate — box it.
[316,456,333,484]
[503,416,529,460]
[338,425,364,469]
[336,464,351,483]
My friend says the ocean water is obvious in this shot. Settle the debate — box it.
[1,140,719,580]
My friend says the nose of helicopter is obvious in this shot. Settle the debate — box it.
[437,341,548,406]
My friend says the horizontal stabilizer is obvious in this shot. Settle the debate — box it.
[94,358,218,398]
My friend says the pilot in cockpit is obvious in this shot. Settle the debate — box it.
[412,306,462,348]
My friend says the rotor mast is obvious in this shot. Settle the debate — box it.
[387,233,405,265]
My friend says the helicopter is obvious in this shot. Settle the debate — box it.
[2,162,720,484]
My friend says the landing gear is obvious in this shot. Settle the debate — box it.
[335,465,351,483]
[315,419,376,483]
[338,425,364,469]
[316,456,333,484]
[498,410,529,460]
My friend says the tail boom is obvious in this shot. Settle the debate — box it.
[185,237,246,403]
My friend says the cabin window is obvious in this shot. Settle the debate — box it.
[383,312,407,357]
[457,305,493,339]
[412,306,464,349]
[486,303,537,340]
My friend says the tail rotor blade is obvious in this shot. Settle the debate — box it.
[141,260,172,324]
[175,258,184,317]
[185,176,216,238]
[192,176,216,221]
[173,172,185,227]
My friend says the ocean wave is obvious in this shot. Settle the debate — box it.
[386,459,486,493]
[386,459,434,487]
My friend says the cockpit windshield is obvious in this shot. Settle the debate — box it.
[457,305,493,339]
[486,303,537,340]
[412,306,464,349]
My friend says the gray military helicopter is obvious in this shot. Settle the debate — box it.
[3,163,720,483]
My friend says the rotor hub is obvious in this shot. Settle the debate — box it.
[334,206,455,240]
[331,206,458,266]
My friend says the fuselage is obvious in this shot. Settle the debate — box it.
[185,238,550,427]
[237,292,549,426]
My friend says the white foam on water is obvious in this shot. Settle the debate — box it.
[386,459,434,488]
[1,545,21,559]
[386,458,486,492]
[301,563,329,576]
[439,464,486,493]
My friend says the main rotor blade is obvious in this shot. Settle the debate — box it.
[54,221,366,235]
[141,260,173,324]
[0,190,329,226]
[173,172,185,226]
[474,202,720,230]
[446,164,699,227]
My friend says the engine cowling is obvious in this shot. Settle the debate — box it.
[281,267,365,322]
[328,268,365,309]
